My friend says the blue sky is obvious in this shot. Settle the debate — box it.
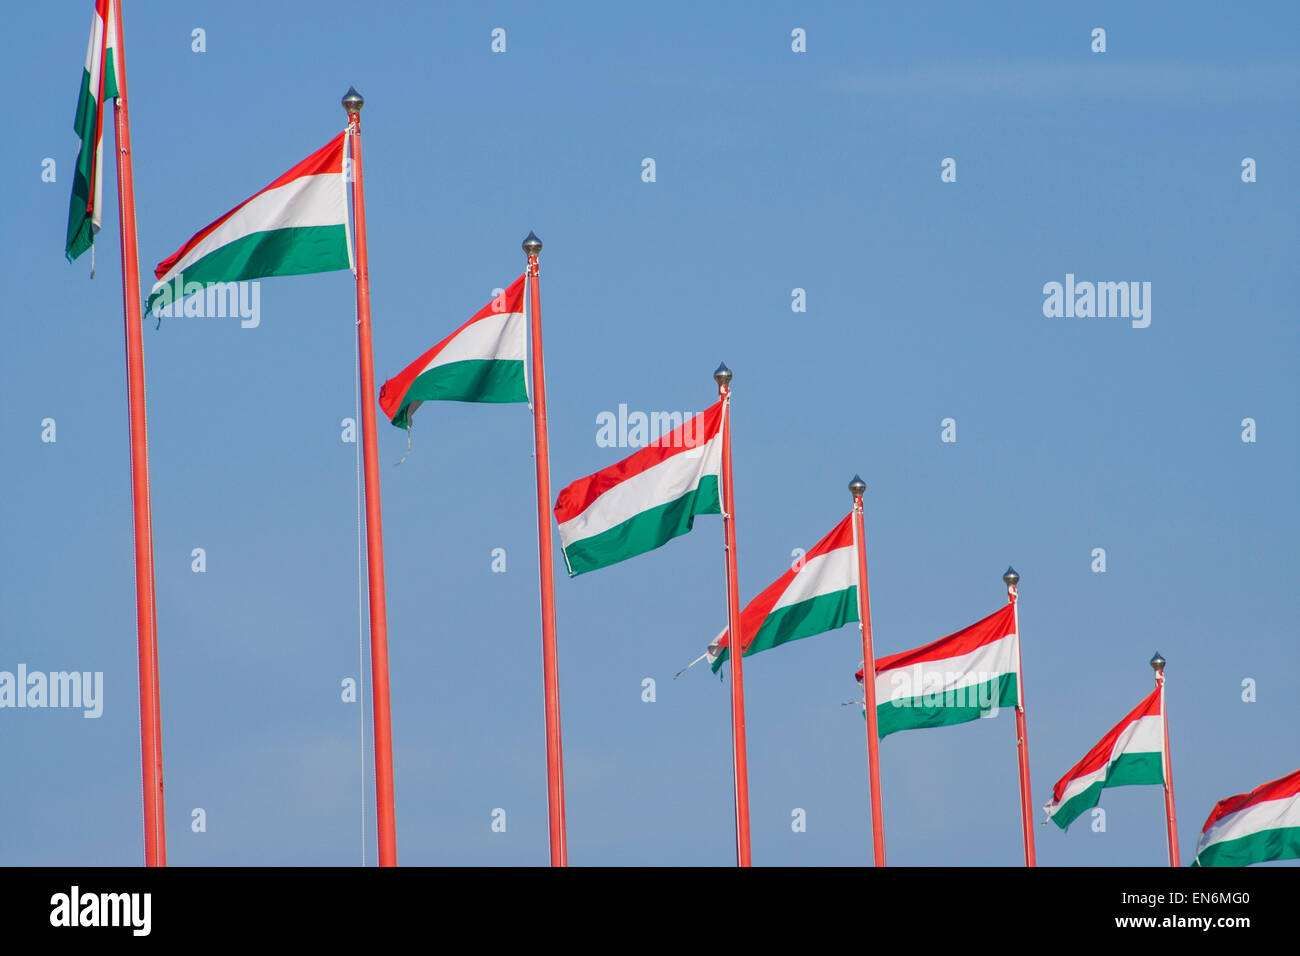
[1,1,1296,866]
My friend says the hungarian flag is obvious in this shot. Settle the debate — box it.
[705,514,858,673]
[554,402,723,576]
[1042,687,1165,830]
[148,132,352,315]
[857,604,1019,739]
[1193,768,1300,867]
[379,275,529,429]
[65,0,119,262]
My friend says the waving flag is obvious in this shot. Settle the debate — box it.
[379,275,529,428]
[148,132,352,315]
[1194,769,1300,867]
[706,514,858,672]
[858,604,1019,739]
[66,0,119,262]
[1042,687,1166,830]
[554,402,723,576]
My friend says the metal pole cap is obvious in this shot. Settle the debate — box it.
[1150,652,1167,674]
[1003,566,1020,588]
[522,231,542,256]
[848,474,866,497]
[713,362,732,387]
[342,86,364,114]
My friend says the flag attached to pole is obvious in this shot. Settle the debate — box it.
[379,275,529,428]
[148,132,353,315]
[65,0,119,262]
[1193,768,1300,867]
[1042,687,1165,830]
[554,402,723,576]
[705,514,858,672]
[858,604,1019,739]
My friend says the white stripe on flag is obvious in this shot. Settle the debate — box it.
[1201,794,1300,851]
[557,434,722,545]
[771,546,856,612]
[419,312,525,373]
[875,632,1019,704]
[156,172,347,283]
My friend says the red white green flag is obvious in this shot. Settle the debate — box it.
[1193,768,1300,867]
[65,0,120,262]
[856,604,1019,739]
[705,514,858,672]
[379,275,529,428]
[554,403,724,576]
[148,132,352,315]
[1042,687,1166,830]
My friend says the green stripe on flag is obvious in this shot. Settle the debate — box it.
[147,225,351,313]
[710,586,859,672]
[1193,826,1300,868]
[562,475,721,576]
[104,49,118,100]
[1049,752,1165,830]
[390,360,528,427]
[875,672,1018,739]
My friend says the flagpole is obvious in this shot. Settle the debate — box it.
[523,231,568,867]
[715,363,752,866]
[1004,566,1036,867]
[1151,652,1181,866]
[343,87,398,866]
[849,476,886,866]
[110,0,166,868]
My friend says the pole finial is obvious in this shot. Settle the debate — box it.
[1003,566,1019,588]
[342,86,364,114]
[849,474,866,497]
[522,231,542,257]
[1150,651,1166,674]
[713,362,732,387]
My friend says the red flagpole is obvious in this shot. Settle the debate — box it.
[344,88,398,866]
[1004,567,1036,867]
[1152,652,1181,866]
[849,476,886,866]
[523,232,568,866]
[715,364,752,866]
[110,0,166,867]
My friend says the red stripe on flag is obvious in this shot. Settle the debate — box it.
[1201,768,1300,832]
[379,274,526,420]
[553,401,724,523]
[1049,687,1162,803]
[154,131,347,280]
[857,603,1016,683]
[715,513,855,655]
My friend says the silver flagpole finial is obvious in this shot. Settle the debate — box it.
[342,86,364,114]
